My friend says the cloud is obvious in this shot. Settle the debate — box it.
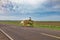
[0,15,20,20]
[0,0,9,14]
[19,0,60,14]
[0,0,18,15]
[51,0,60,10]
[0,0,60,14]
[6,0,47,14]
[0,0,8,5]
[0,0,60,20]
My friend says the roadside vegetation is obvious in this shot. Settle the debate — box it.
[33,21,60,30]
[0,21,60,30]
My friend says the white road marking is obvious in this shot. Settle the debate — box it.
[0,27,60,40]
[40,33,60,39]
[0,28,14,40]
[20,28,60,39]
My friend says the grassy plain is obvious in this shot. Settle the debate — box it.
[0,21,60,30]
[33,21,60,30]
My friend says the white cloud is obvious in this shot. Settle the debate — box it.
[0,16,20,20]
[9,0,47,5]
[0,6,8,14]
[0,0,9,14]
[0,0,60,14]
[9,0,23,4]
[0,0,8,5]
[0,0,60,20]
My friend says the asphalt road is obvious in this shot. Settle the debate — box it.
[0,31,10,40]
[0,24,60,40]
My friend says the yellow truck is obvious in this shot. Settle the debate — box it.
[20,17,33,27]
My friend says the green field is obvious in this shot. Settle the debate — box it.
[0,21,60,30]
[33,21,60,30]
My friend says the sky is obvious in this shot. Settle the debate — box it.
[0,0,60,21]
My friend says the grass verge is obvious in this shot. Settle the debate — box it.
[0,21,60,30]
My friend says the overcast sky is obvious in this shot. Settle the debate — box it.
[0,0,60,21]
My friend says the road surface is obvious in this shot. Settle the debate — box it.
[0,31,10,40]
[0,24,60,40]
